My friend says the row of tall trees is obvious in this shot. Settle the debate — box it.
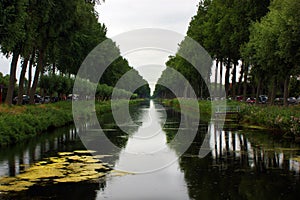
[155,0,300,105]
[0,0,150,105]
[242,0,300,105]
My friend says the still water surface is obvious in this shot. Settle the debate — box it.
[0,100,300,199]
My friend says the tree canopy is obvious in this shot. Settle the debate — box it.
[153,0,300,104]
[0,0,150,104]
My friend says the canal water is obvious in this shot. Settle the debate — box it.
[0,100,300,199]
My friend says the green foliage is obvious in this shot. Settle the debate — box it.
[163,98,300,137]
[290,116,300,137]
[1,0,151,104]
[0,0,28,53]
[0,100,144,145]
[242,0,300,103]
[96,84,131,100]
[239,104,299,133]
[39,74,74,96]
[0,72,9,86]
[0,99,145,146]
[289,77,300,97]
[162,99,212,120]
[154,0,271,99]
[0,102,73,145]
[0,0,114,104]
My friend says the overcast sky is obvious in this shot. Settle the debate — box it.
[0,0,200,92]
[97,0,199,37]
[96,0,199,92]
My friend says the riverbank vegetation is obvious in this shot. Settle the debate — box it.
[162,99,300,139]
[0,99,146,146]
[240,104,300,137]
[0,102,73,145]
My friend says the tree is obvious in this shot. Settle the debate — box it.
[244,0,300,105]
[0,0,28,105]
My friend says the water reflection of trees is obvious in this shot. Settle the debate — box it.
[0,125,111,199]
[76,102,147,167]
[179,123,300,199]
[79,102,148,149]
[209,125,300,174]
[0,126,80,177]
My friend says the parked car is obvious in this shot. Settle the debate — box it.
[12,95,30,105]
[51,96,59,103]
[34,94,43,104]
[43,96,51,103]
[287,97,297,104]
[67,94,79,101]
[246,97,256,104]
[274,97,284,105]
[235,96,243,102]
[258,95,268,104]
[297,96,300,104]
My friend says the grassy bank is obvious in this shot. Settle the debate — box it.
[0,102,73,146]
[0,99,145,146]
[161,99,300,137]
[239,104,300,136]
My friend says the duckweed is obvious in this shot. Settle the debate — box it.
[0,150,112,194]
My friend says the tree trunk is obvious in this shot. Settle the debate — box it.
[27,62,32,96]
[255,77,262,105]
[283,75,290,106]
[27,49,35,95]
[5,50,20,105]
[52,63,56,75]
[214,59,218,97]
[17,57,29,105]
[225,59,231,97]
[238,62,244,95]
[270,77,276,105]
[29,50,44,104]
[242,64,248,101]
[206,66,211,97]
[231,63,237,99]
[219,58,223,97]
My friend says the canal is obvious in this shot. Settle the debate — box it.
[0,100,300,199]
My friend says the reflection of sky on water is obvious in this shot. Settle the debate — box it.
[97,100,190,199]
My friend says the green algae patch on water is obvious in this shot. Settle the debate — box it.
[110,170,134,177]
[0,150,112,194]
[58,152,74,156]
[17,165,65,181]
[74,150,97,154]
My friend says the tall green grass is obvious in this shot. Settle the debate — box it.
[0,99,146,146]
[0,102,73,145]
